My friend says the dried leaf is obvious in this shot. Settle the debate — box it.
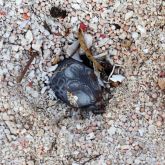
[77,28,103,71]
[110,81,120,88]
[79,22,87,32]
[65,28,71,36]
[50,7,67,18]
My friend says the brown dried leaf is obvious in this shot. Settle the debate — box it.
[110,81,120,88]
[50,7,67,18]
[77,28,103,71]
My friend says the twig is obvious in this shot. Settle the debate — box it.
[138,47,160,70]
[48,138,57,153]
[108,65,116,81]
[43,21,52,34]
[81,154,101,165]
[77,28,103,71]
[16,50,38,83]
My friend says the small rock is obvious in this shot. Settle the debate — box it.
[71,17,78,25]
[156,121,162,127]
[138,128,145,136]
[12,45,19,52]
[134,159,141,164]
[86,132,95,140]
[32,41,42,51]
[137,25,146,35]
[143,48,149,54]
[71,3,81,10]
[28,70,35,79]
[21,38,27,46]
[107,126,116,136]
[0,0,3,5]
[0,39,3,50]
[127,158,133,164]
[148,125,156,133]
[2,113,10,121]
[47,65,58,72]
[132,32,139,39]
[119,33,127,40]
[125,11,134,20]
[5,121,17,135]
[9,35,16,43]
[158,78,165,90]
[25,30,33,44]
[16,0,22,5]
[41,86,47,94]
[73,0,82,3]
[120,145,130,150]
[72,163,79,165]
[3,102,10,109]
[98,38,109,47]
[109,48,117,56]
[27,161,34,165]
[31,91,39,98]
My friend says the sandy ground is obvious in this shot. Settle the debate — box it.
[0,0,165,165]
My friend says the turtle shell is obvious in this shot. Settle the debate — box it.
[50,58,105,114]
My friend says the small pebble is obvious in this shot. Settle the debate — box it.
[125,11,134,20]
[132,32,139,39]
[156,121,162,127]
[25,30,33,44]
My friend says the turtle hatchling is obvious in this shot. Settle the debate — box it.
[50,58,105,114]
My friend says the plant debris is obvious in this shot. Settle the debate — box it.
[50,6,67,18]
[17,49,38,83]
[79,22,87,32]
[77,28,103,71]
[43,21,52,34]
